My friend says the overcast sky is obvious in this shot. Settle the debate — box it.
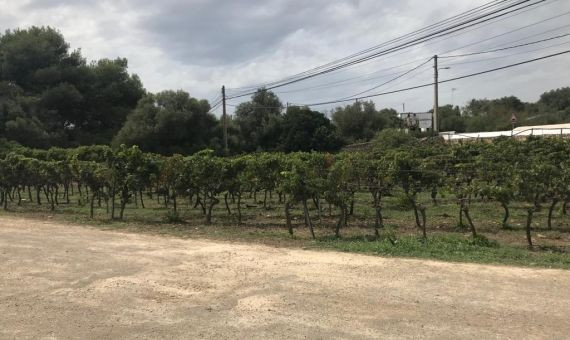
[1,0,569,115]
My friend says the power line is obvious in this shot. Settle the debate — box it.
[271,20,569,101]
[300,0,562,82]
[271,59,431,95]
[227,0,545,99]
[288,67,432,108]
[208,93,222,106]
[482,21,570,50]
[440,33,570,58]
[263,6,569,99]
[226,0,516,92]
[439,9,570,56]
[209,100,223,112]
[224,0,567,113]
[307,0,546,74]
[227,67,434,109]
[340,58,434,100]
[227,0,524,93]
[226,103,284,110]
[294,49,570,107]
[211,99,222,107]
[439,39,570,66]
[324,10,570,101]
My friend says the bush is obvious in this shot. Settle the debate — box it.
[372,128,416,150]
[163,210,183,223]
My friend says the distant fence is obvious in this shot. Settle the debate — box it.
[341,128,570,151]
[342,142,374,152]
[441,128,570,143]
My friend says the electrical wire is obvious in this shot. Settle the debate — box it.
[479,21,570,50]
[299,63,434,108]
[226,0,523,92]
[226,0,545,99]
[209,100,223,112]
[440,32,570,58]
[293,49,570,107]
[251,5,568,100]
[324,10,570,101]
[439,39,570,67]
[281,0,562,86]
[272,59,431,95]
[439,9,570,56]
[221,0,567,115]
[340,58,434,100]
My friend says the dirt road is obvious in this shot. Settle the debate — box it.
[1,216,569,339]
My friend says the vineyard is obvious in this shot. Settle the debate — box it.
[0,135,569,259]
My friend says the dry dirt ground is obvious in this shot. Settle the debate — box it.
[1,217,569,340]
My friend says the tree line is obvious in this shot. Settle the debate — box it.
[1,133,568,248]
[0,26,399,154]
[2,26,569,155]
[439,89,570,133]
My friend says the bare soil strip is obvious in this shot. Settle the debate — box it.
[1,216,569,339]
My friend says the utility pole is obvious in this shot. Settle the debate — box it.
[222,86,228,155]
[402,103,406,113]
[433,55,439,133]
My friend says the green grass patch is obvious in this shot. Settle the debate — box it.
[1,189,569,270]
[316,234,570,269]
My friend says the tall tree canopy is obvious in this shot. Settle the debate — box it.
[461,96,526,132]
[538,87,570,112]
[79,58,145,144]
[0,26,144,148]
[234,88,283,152]
[438,105,466,132]
[332,101,400,143]
[279,106,343,152]
[113,90,217,155]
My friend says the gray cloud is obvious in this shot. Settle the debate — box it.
[23,0,96,9]
[1,0,569,113]
[133,0,397,66]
